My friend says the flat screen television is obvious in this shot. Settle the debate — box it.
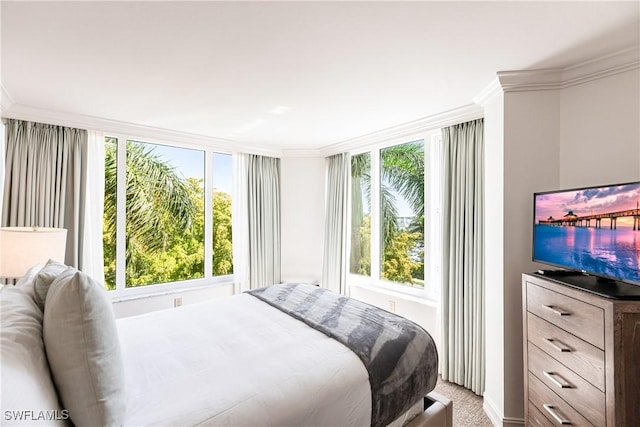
[533,181,640,286]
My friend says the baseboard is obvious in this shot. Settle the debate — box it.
[502,417,524,427]
[482,394,502,426]
[482,394,525,426]
[502,416,525,426]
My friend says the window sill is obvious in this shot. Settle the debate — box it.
[109,277,234,303]
[348,279,439,307]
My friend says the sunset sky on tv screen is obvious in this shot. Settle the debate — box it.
[535,182,640,229]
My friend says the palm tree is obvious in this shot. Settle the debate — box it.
[381,142,424,218]
[103,139,196,288]
[350,152,372,275]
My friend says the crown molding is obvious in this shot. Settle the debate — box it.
[1,85,15,116]
[495,46,639,93]
[473,77,503,106]
[496,69,563,92]
[320,103,483,156]
[562,46,639,88]
[1,103,281,157]
[281,148,325,158]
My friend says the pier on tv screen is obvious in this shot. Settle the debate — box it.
[533,181,640,285]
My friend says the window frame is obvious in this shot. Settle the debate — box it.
[105,133,234,300]
[347,130,442,301]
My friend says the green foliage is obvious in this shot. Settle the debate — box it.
[411,262,425,281]
[103,138,117,290]
[126,177,204,287]
[103,140,233,289]
[356,216,371,276]
[213,191,233,275]
[382,231,422,285]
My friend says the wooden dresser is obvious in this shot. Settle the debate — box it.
[522,273,640,426]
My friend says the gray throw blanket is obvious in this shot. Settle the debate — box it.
[247,283,438,427]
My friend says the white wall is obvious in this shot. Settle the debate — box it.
[482,92,505,424]
[559,69,640,187]
[483,88,562,426]
[502,89,561,424]
[280,156,325,284]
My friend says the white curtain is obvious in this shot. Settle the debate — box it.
[233,153,281,291]
[2,119,88,270]
[82,130,105,284]
[322,152,350,295]
[440,118,485,395]
[232,153,249,293]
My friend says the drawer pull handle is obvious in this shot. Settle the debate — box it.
[543,304,571,316]
[543,371,572,389]
[543,404,571,425]
[544,338,571,352]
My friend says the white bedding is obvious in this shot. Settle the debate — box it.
[118,294,372,426]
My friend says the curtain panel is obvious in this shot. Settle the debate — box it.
[2,119,89,271]
[83,130,106,284]
[232,154,250,293]
[440,118,485,395]
[233,153,281,291]
[322,152,350,295]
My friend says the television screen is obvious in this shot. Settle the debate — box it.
[533,181,640,286]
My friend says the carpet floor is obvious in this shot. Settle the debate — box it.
[432,376,493,427]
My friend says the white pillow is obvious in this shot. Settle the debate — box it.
[43,268,125,427]
[15,262,43,288]
[0,285,70,426]
[33,260,68,310]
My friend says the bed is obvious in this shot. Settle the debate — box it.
[1,262,451,427]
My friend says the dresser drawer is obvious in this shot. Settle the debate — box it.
[528,343,605,426]
[528,401,552,427]
[529,373,594,427]
[527,312,605,391]
[527,282,604,349]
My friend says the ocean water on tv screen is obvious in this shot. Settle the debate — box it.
[534,225,640,284]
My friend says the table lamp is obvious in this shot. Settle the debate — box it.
[0,227,67,279]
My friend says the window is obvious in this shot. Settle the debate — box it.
[103,136,233,292]
[380,140,424,287]
[350,134,440,297]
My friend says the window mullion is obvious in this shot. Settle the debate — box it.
[370,149,381,280]
[429,133,443,299]
[115,135,127,293]
[423,134,431,297]
[204,150,213,278]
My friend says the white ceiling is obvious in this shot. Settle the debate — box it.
[2,1,639,151]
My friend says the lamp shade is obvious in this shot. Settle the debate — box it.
[0,227,67,278]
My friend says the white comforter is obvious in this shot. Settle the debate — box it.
[118,294,372,426]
